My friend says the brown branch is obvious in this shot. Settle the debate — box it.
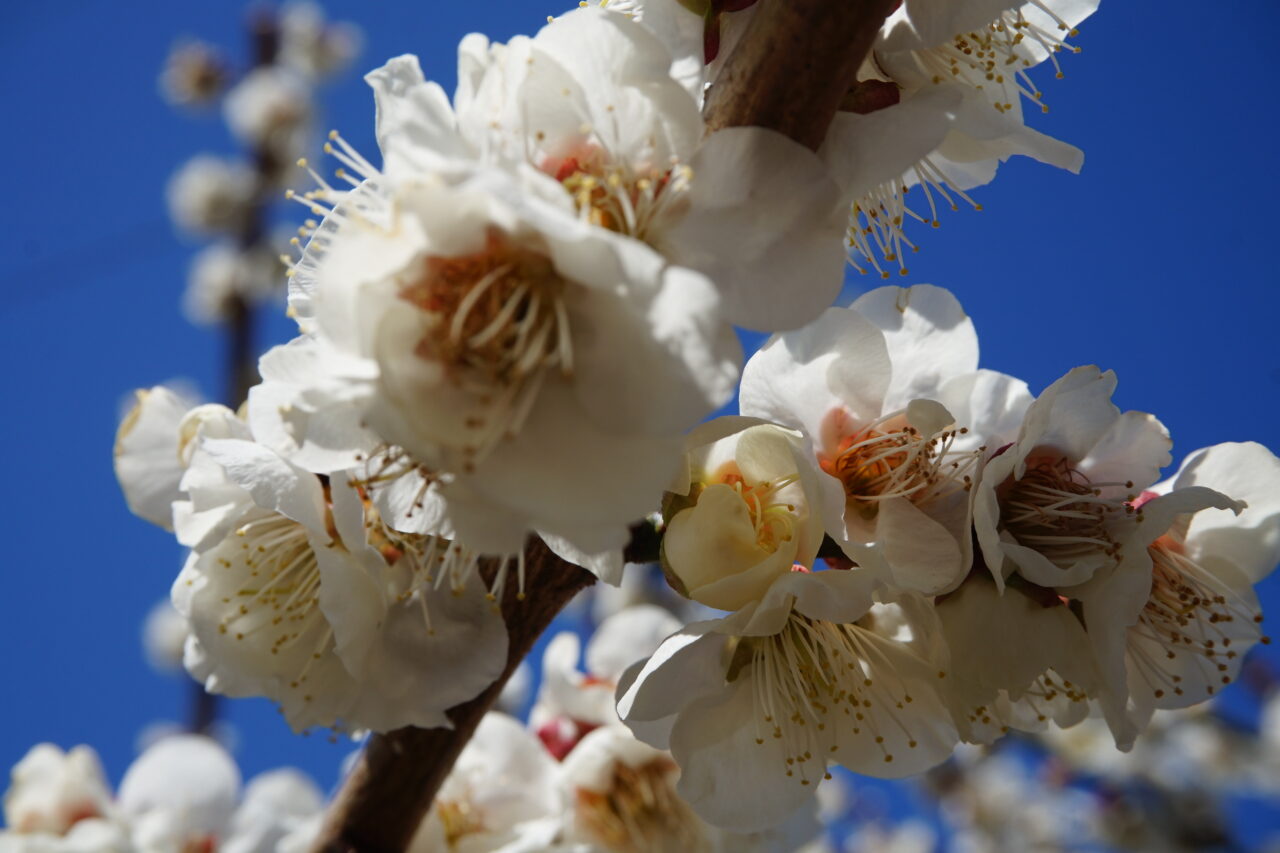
[310,540,595,853]
[188,7,281,738]
[312,1,897,848]
[702,0,899,151]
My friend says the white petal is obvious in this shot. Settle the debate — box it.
[670,676,815,832]
[1176,442,1280,583]
[663,127,846,331]
[740,307,892,447]
[366,55,468,178]
[851,284,979,408]
[114,386,196,530]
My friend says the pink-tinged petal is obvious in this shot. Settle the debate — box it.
[740,307,892,447]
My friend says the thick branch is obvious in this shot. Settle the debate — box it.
[703,0,899,150]
[311,540,595,853]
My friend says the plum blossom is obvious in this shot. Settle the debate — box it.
[618,567,956,831]
[367,7,845,331]
[223,66,312,154]
[741,285,1030,595]
[268,31,744,570]
[117,736,240,852]
[531,605,682,759]
[159,40,229,107]
[1116,442,1280,729]
[278,2,363,80]
[183,243,282,325]
[114,389,507,732]
[407,713,563,852]
[171,408,506,732]
[2,745,114,838]
[956,366,1263,748]
[114,385,201,531]
[558,725,714,853]
[166,155,257,237]
[827,0,1095,276]
[661,417,840,611]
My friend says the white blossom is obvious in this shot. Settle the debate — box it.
[172,413,507,732]
[531,605,681,758]
[742,284,1030,595]
[408,713,563,852]
[268,44,744,573]
[370,7,846,331]
[141,599,188,674]
[1116,442,1280,729]
[662,418,838,611]
[117,735,240,853]
[828,0,1095,276]
[223,67,312,153]
[2,745,114,837]
[619,568,956,831]
[278,2,363,79]
[166,155,257,236]
[182,244,282,325]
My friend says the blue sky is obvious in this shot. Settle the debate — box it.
[2,0,1278,841]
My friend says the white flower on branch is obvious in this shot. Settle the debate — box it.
[661,418,839,611]
[166,155,257,237]
[273,74,743,569]
[1114,442,1280,733]
[2,745,114,837]
[172,412,507,733]
[827,0,1096,277]
[531,605,682,758]
[945,367,1270,749]
[279,1,363,80]
[369,7,845,331]
[159,39,229,107]
[742,284,1030,595]
[224,66,312,155]
[184,243,283,326]
[618,568,956,832]
[409,713,564,852]
[114,385,201,531]
[117,736,240,853]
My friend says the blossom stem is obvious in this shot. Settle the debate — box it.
[703,0,900,150]
[309,539,595,853]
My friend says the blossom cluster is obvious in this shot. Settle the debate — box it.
[107,0,1280,846]
[163,3,361,324]
[1,735,322,853]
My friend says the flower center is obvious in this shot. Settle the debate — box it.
[714,465,799,553]
[821,415,977,518]
[437,796,487,845]
[998,454,1135,568]
[1129,536,1268,702]
[915,4,1082,116]
[400,228,573,386]
[742,613,939,784]
[545,143,692,242]
[211,513,335,696]
[574,758,710,853]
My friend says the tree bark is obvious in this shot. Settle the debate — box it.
[703,0,899,151]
